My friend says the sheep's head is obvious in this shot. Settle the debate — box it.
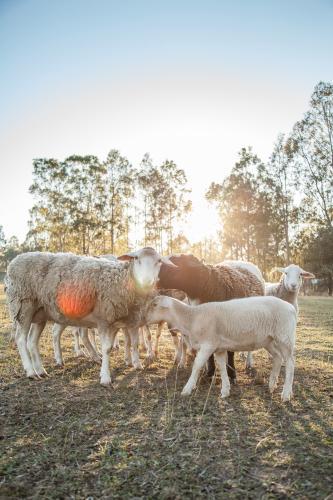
[276,264,315,292]
[145,295,172,324]
[158,253,205,294]
[118,247,176,292]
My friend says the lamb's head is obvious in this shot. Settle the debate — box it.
[158,253,205,293]
[276,264,315,292]
[118,247,176,292]
[145,295,173,324]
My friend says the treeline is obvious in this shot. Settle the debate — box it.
[26,151,191,256]
[0,81,332,291]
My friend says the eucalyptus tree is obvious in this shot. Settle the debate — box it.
[99,149,136,255]
[289,81,333,228]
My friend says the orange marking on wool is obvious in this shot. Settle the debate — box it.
[57,282,96,319]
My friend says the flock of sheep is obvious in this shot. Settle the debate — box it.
[4,248,315,402]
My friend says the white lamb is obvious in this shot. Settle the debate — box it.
[5,248,175,385]
[145,295,297,401]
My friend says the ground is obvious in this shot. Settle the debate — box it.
[0,286,332,499]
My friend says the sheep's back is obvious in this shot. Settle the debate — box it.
[5,252,133,323]
[202,264,265,302]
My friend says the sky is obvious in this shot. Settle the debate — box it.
[1,0,332,243]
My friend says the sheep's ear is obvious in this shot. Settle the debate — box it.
[161,256,177,268]
[275,267,287,274]
[301,270,315,279]
[118,252,137,261]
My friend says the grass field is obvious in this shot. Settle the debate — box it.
[0,286,332,499]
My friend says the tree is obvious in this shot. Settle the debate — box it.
[102,150,136,254]
[289,81,333,228]
[262,134,298,264]
[137,155,191,253]
[293,226,333,296]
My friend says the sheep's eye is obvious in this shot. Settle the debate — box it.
[134,256,138,260]
[158,258,162,263]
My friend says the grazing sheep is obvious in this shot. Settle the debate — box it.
[5,248,175,385]
[145,295,297,401]
[158,255,265,381]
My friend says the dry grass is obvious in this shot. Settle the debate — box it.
[0,285,332,499]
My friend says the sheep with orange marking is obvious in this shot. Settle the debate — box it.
[5,248,176,385]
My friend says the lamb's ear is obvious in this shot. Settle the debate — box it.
[300,270,315,279]
[161,256,178,268]
[275,267,287,274]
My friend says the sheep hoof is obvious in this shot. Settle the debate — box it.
[221,391,230,399]
[75,350,85,358]
[100,378,112,386]
[181,389,192,397]
[230,378,237,385]
[134,363,144,370]
[37,371,49,378]
[27,373,40,380]
[144,355,154,367]
[246,366,256,376]
[281,391,292,402]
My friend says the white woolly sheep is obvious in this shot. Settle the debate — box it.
[265,264,315,313]
[51,254,119,366]
[5,248,175,385]
[145,295,297,402]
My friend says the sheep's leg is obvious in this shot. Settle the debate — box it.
[143,325,154,366]
[281,355,294,402]
[173,334,181,364]
[112,331,120,350]
[129,327,143,370]
[268,354,282,394]
[169,327,182,364]
[80,328,101,363]
[178,335,188,368]
[245,352,254,371]
[214,350,231,398]
[73,327,85,357]
[265,341,283,393]
[52,323,66,366]
[206,355,215,377]
[181,346,213,396]
[99,327,117,386]
[89,329,99,352]
[15,317,35,378]
[123,329,132,366]
[154,322,164,358]
[138,328,146,351]
[227,351,237,383]
[27,321,47,377]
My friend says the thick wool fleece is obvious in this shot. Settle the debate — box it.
[265,278,299,311]
[5,252,153,328]
[158,255,265,303]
